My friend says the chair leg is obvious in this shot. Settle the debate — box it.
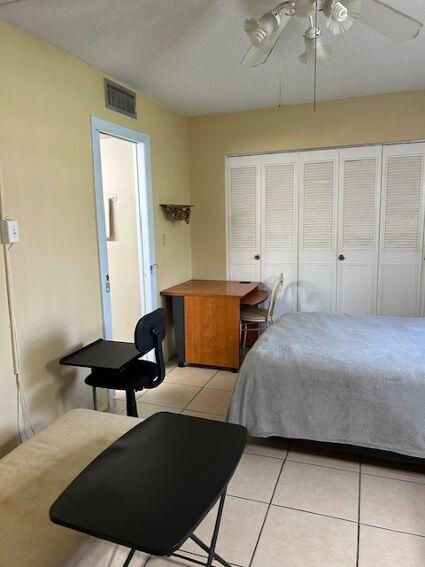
[125,388,138,418]
[92,386,98,411]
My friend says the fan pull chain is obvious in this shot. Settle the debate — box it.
[314,1,318,111]
[278,37,284,107]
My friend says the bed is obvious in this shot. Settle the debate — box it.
[0,409,146,567]
[228,312,425,459]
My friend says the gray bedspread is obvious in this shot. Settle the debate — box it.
[228,312,425,458]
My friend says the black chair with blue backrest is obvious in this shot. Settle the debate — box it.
[85,308,167,417]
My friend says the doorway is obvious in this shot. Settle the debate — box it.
[91,117,157,344]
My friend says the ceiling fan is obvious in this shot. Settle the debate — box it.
[242,0,423,67]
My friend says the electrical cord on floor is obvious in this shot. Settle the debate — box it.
[0,166,35,442]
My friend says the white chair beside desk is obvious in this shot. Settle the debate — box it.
[240,273,286,347]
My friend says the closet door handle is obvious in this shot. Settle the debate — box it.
[255,254,260,260]
[338,255,345,261]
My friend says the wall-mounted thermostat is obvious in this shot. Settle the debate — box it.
[1,219,20,244]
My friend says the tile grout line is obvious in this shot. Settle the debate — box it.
[360,471,425,486]
[138,367,221,415]
[359,522,425,540]
[180,368,231,416]
[247,440,292,567]
[286,457,360,474]
[118,367,227,417]
[243,450,286,461]
[209,480,360,524]
[203,386,236,393]
[287,457,425,486]
[356,457,362,567]
[263,502,358,525]
[167,549,245,567]
[178,368,221,415]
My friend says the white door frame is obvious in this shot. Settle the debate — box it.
[91,116,158,341]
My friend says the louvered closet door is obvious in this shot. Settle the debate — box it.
[378,143,425,317]
[298,150,339,312]
[261,153,298,316]
[227,156,261,281]
[337,146,381,314]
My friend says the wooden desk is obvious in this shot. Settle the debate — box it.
[241,289,269,307]
[161,280,259,371]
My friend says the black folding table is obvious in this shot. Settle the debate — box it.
[60,339,141,410]
[50,412,247,567]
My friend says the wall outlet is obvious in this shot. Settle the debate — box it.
[1,219,20,244]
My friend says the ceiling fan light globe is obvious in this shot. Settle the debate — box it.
[321,0,362,34]
[251,28,268,47]
[333,3,348,22]
[244,12,280,47]
[326,16,353,34]
[244,19,263,46]
[299,34,332,65]
[259,12,281,35]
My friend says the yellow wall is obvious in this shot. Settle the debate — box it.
[188,91,425,279]
[0,18,191,451]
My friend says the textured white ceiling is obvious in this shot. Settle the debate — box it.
[0,0,424,116]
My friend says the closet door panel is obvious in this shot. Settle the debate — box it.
[299,264,335,312]
[339,264,377,314]
[228,263,259,282]
[227,156,261,281]
[262,153,298,314]
[378,143,425,316]
[299,149,339,312]
[379,264,421,317]
[337,146,381,314]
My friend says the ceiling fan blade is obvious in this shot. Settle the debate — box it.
[358,0,423,42]
[241,12,291,66]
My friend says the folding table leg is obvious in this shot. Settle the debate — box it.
[122,548,136,567]
[189,491,232,567]
[206,491,226,567]
[124,491,232,567]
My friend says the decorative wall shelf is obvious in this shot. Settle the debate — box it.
[160,204,193,224]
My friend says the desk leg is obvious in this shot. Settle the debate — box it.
[172,296,185,367]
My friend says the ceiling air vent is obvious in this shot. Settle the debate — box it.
[104,79,137,119]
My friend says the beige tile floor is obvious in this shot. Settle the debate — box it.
[108,364,425,567]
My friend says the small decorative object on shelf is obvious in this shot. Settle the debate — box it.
[160,204,193,224]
